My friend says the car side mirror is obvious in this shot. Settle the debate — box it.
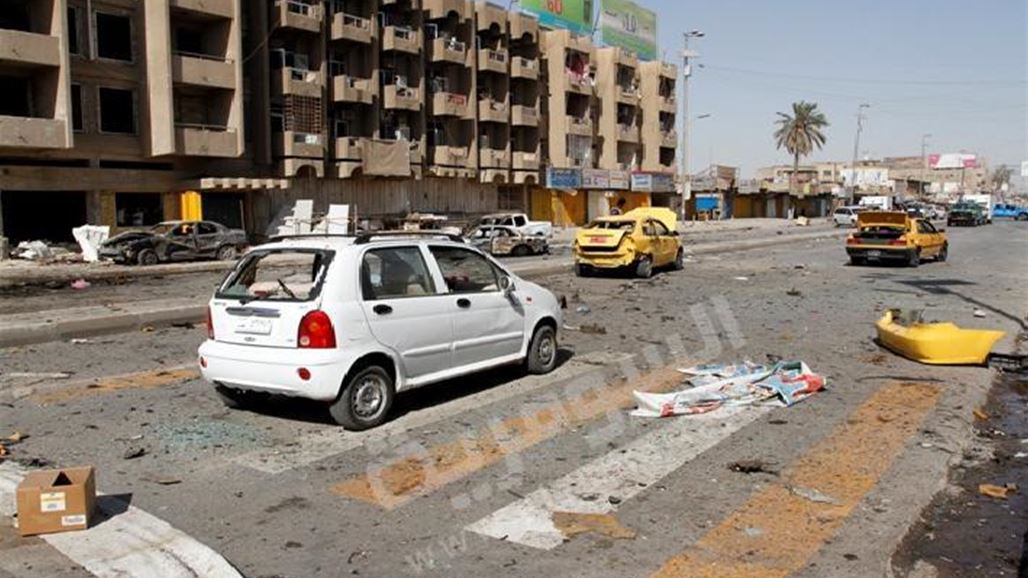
[499,275,515,295]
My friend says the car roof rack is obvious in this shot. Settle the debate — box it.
[267,233,355,242]
[353,231,466,245]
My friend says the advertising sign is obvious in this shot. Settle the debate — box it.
[929,153,978,170]
[631,173,675,192]
[581,168,610,189]
[609,170,631,190]
[519,0,594,36]
[599,0,657,61]
[547,167,583,189]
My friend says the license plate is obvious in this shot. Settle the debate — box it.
[235,317,273,335]
[589,236,607,244]
[866,250,882,258]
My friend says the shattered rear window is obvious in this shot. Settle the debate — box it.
[217,249,333,303]
[587,220,636,231]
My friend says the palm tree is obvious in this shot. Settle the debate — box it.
[774,101,829,195]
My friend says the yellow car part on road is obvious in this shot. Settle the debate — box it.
[875,309,1005,365]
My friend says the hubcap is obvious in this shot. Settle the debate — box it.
[352,375,386,419]
[538,334,555,366]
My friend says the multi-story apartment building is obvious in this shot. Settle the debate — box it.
[0,0,678,242]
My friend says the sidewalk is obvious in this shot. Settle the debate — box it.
[0,226,847,348]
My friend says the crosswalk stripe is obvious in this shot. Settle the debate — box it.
[648,382,941,578]
[466,404,773,549]
[0,463,242,578]
[331,366,685,509]
[233,352,633,474]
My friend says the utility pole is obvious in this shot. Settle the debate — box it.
[920,133,931,200]
[849,103,870,203]
[679,30,703,219]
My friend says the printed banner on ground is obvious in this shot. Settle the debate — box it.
[599,0,657,60]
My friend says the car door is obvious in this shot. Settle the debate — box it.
[914,220,936,256]
[358,245,455,379]
[428,245,525,369]
[640,219,666,265]
[651,219,676,265]
[165,222,199,260]
[921,220,943,254]
[195,222,222,256]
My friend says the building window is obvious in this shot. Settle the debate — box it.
[98,87,136,134]
[71,84,83,131]
[67,6,81,55]
[115,193,163,227]
[95,12,132,62]
[0,76,31,117]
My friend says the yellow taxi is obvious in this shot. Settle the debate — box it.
[573,208,683,278]
[846,211,948,268]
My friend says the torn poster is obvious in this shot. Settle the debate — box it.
[632,361,826,418]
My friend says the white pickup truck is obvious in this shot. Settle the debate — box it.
[477,213,554,237]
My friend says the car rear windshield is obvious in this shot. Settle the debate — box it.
[587,220,635,230]
[217,249,333,303]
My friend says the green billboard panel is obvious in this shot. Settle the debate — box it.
[520,0,594,36]
[600,0,657,61]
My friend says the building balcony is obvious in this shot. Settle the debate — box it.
[476,2,507,33]
[428,144,469,167]
[170,0,234,19]
[335,136,365,160]
[510,56,538,80]
[511,105,538,127]
[0,29,61,67]
[331,12,374,43]
[429,37,468,65]
[431,92,469,117]
[616,124,640,143]
[274,0,323,33]
[382,26,420,54]
[274,131,324,158]
[272,67,323,98]
[659,62,676,79]
[480,148,509,168]
[333,75,374,104]
[383,85,421,110]
[660,129,677,148]
[479,99,508,123]
[509,12,538,43]
[478,48,507,74]
[512,151,540,171]
[0,116,70,149]
[566,115,592,137]
[566,72,592,95]
[172,53,236,90]
[659,95,676,113]
[175,124,240,157]
[617,86,640,106]
[425,0,467,21]
[614,49,638,69]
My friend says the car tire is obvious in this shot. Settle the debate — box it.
[849,255,865,266]
[937,244,948,262]
[575,263,591,277]
[216,245,237,261]
[908,249,921,268]
[511,245,531,258]
[330,365,395,431]
[136,249,159,266]
[635,255,653,278]
[215,384,259,409]
[525,324,558,375]
[673,248,685,270]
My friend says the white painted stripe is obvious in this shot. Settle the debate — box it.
[466,404,772,549]
[0,463,242,578]
[233,351,632,474]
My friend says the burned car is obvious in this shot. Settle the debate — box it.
[99,221,247,266]
[466,225,549,257]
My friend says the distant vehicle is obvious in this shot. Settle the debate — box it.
[832,206,865,227]
[466,225,549,257]
[574,207,683,278]
[904,205,925,219]
[961,194,994,223]
[198,233,562,430]
[477,213,554,238]
[99,221,247,266]
[846,211,947,268]
[947,203,987,227]
[858,196,893,211]
[993,203,1028,220]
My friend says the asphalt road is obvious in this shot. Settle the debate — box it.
[1,221,1025,578]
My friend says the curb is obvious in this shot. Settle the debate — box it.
[0,229,846,348]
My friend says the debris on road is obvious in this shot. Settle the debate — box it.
[13,241,54,261]
[580,324,607,335]
[973,408,990,421]
[70,278,91,290]
[974,309,987,318]
[728,459,778,475]
[633,361,826,418]
[789,485,837,504]
[69,338,90,344]
[72,225,110,263]
[142,474,183,486]
[551,511,637,541]
[16,466,97,536]
[978,483,1017,500]
[576,305,591,314]
[123,447,147,460]
[876,309,1005,366]
[786,288,802,297]
[733,276,749,281]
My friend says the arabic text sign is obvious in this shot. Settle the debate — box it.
[520,0,593,36]
[599,0,657,61]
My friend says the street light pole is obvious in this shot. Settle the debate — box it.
[849,103,870,203]
[920,133,932,200]
[679,30,703,220]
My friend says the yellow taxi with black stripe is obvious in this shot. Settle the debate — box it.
[846,211,948,268]
[573,208,684,278]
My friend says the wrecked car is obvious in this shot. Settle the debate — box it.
[466,225,549,257]
[846,211,947,267]
[99,221,247,266]
[573,207,683,278]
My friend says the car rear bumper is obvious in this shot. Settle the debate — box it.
[846,246,912,261]
[574,251,635,268]
[198,340,357,401]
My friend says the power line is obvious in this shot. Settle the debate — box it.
[701,64,1027,87]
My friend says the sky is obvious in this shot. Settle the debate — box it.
[635,0,1027,177]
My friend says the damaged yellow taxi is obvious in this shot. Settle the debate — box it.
[846,211,948,267]
[573,208,684,278]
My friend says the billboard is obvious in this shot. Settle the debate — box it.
[929,153,978,170]
[520,0,594,36]
[599,0,657,60]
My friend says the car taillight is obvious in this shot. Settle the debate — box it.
[206,306,214,339]
[298,310,336,349]
[889,237,908,246]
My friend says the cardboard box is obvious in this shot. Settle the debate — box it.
[16,467,96,537]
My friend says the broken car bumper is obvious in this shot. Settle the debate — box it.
[574,252,636,269]
[846,247,912,261]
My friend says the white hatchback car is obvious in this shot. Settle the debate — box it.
[198,233,562,430]
[832,206,865,227]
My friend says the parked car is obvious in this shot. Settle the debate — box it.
[573,207,683,278]
[846,211,947,267]
[198,232,562,430]
[99,220,247,266]
[947,203,987,227]
[466,225,549,257]
[993,203,1028,220]
[832,206,865,227]
[477,213,554,237]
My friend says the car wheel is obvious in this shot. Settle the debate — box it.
[574,263,590,277]
[214,384,260,409]
[908,249,921,268]
[330,365,395,431]
[136,249,159,266]
[216,245,237,261]
[511,244,531,258]
[937,244,948,262]
[849,255,865,266]
[525,324,558,375]
[635,255,653,278]
[673,248,685,270]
